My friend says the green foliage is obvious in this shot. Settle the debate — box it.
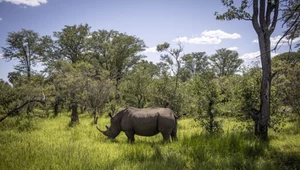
[181,52,209,81]
[273,51,300,63]
[156,42,170,52]
[209,48,243,77]
[87,29,146,82]
[0,79,16,113]
[121,60,159,108]
[147,73,174,108]
[192,72,223,133]
[53,24,90,63]
[239,66,261,114]
[215,0,252,21]
[2,29,46,79]
[0,72,47,119]
[156,42,184,112]
[215,75,244,117]
[272,53,300,116]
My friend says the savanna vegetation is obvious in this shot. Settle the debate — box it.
[1,0,300,169]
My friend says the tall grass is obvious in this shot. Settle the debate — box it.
[0,114,299,170]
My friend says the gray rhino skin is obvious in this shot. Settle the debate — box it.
[97,107,178,143]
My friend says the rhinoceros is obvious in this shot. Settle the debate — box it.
[97,107,178,143]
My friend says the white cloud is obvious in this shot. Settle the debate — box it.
[227,46,238,51]
[252,35,300,47]
[240,51,280,60]
[0,53,3,59]
[240,51,260,59]
[173,36,222,45]
[0,0,47,6]
[173,29,241,45]
[0,18,2,21]
[202,30,241,39]
[143,46,157,53]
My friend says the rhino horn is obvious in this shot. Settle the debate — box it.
[105,125,109,129]
[96,126,105,134]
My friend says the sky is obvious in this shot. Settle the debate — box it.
[0,0,298,82]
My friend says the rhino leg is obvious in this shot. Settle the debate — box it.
[161,133,171,143]
[125,131,135,143]
[171,129,178,141]
[171,120,178,141]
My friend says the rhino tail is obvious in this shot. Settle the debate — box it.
[174,112,181,119]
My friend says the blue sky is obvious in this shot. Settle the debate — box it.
[0,0,298,81]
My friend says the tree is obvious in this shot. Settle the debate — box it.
[272,52,300,116]
[209,48,243,77]
[109,33,146,95]
[49,61,92,125]
[2,29,45,80]
[53,24,90,63]
[216,0,279,140]
[86,77,112,124]
[50,24,90,125]
[0,79,16,114]
[193,72,222,133]
[181,52,209,80]
[7,72,23,87]
[156,42,184,111]
[121,60,159,108]
[87,30,146,103]
[272,51,300,63]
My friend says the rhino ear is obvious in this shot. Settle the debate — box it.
[108,113,112,118]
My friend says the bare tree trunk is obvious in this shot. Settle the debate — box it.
[257,33,271,140]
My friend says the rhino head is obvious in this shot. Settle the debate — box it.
[96,113,121,139]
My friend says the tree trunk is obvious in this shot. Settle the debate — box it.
[93,108,98,124]
[257,33,271,140]
[54,96,60,117]
[70,91,79,125]
[249,108,260,136]
[71,102,79,124]
[250,0,278,140]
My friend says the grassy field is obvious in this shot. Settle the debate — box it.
[0,113,300,170]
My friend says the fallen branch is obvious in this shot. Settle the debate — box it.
[0,98,45,123]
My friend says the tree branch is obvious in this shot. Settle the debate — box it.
[0,98,46,123]
[259,0,267,29]
[252,0,261,34]
[270,0,279,34]
[266,0,274,26]
[273,13,300,50]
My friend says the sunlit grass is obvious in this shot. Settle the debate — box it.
[0,113,299,170]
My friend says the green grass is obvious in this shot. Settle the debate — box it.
[0,114,300,170]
